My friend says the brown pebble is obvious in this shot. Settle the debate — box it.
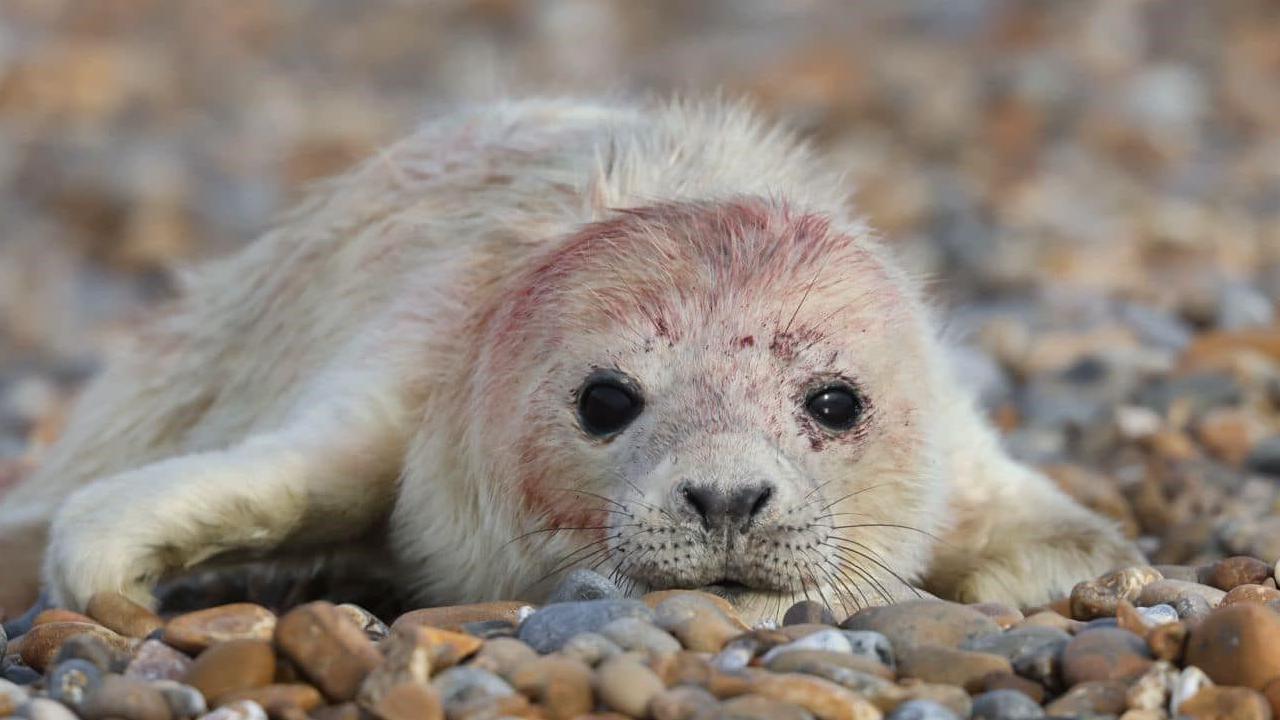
[80,674,172,720]
[1179,685,1272,720]
[510,655,594,720]
[653,594,747,652]
[641,590,740,617]
[274,601,383,702]
[19,622,135,672]
[968,603,1023,629]
[311,703,362,720]
[1186,603,1280,689]
[34,609,96,626]
[596,654,665,718]
[1224,584,1280,606]
[1137,579,1227,608]
[1115,600,1151,635]
[1069,566,1163,620]
[1016,610,1084,634]
[1147,621,1189,663]
[360,683,441,720]
[897,643,1012,693]
[841,600,1000,650]
[469,638,538,681]
[980,672,1045,704]
[164,604,277,654]
[765,649,895,680]
[415,626,482,671]
[126,639,194,682]
[184,639,276,705]
[1044,680,1128,716]
[720,694,816,720]
[390,602,531,634]
[220,684,323,718]
[783,601,836,627]
[1061,628,1153,685]
[752,673,881,720]
[1202,557,1275,591]
[1263,678,1280,720]
[358,625,432,714]
[87,592,163,639]
[650,686,719,720]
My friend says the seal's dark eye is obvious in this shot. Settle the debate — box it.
[578,376,643,437]
[805,385,863,431]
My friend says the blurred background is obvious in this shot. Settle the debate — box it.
[0,0,1278,566]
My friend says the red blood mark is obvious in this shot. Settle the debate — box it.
[515,437,607,534]
[736,335,755,348]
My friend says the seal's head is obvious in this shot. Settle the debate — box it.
[473,197,951,618]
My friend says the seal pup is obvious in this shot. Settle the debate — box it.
[0,98,1141,618]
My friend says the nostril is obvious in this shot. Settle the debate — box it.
[749,485,773,520]
[682,485,710,522]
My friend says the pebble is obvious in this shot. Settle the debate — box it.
[164,605,277,654]
[1043,680,1128,716]
[841,601,999,652]
[843,631,895,670]
[962,627,1069,689]
[969,690,1045,720]
[86,593,164,639]
[19,697,81,720]
[650,686,718,720]
[545,569,623,604]
[896,643,1012,692]
[760,629,852,663]
[357,626,432,712]
[198,699,268,720]
[183,640,276,705]
[1136,603,1179,625]
[596,654,664,718]
[600,618,681,657]
[1179,686,1272,720]
[333,605,388,642]
[1,678,31,715]
[1200,556,1274,590]
[53,635,122,673]
[518,600,653,654]
[720,693,818,720]
[80,674,173,720]
[1247,437,1280,476]
[750,673,882,720]
[784,601,836,627]
[559,632,623,667]
[126,640,194,682]
[19,622,135,673]
[1069,566,1163,620]
[1173,593,1215,621]
[1061,628,1153,685]
[391,602,533,634]
[886,699,958,720]
[431,666,513,717]
[220,684,323,715]
[652,594,747,653]
[1136,578,1226,608]
[273,602,383,703]
[1147,620,1189,663]
[1125,661,1175,712]
[356,682,440,720]
[47,659,103,712]
[509,655,594,720]
[1222,584,1280,606]
[979,673,1044,704]
[765,649,895,682]
[1185,603,1280,689]
[151,681,207,719]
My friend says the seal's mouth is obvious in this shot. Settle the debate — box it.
[694,579,764,601]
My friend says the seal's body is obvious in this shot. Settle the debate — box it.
[0,99,1139,618]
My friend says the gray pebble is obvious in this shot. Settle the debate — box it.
[971,689,1046,720]
[17,698,80,720]
[2,661,40,686]
[600,617,681,656]
[1172,594,1212,620]
[962,627,1069,689]
[1216,280,1274,330]
[1,679,31,712]
[843,630,895,669]
[1247,437,1280,477]
[1,593,50,639]
[151,681,207,719]
[560,631,622,666]
[460,620,517,639]
[1136,604,1179,626]
[0,621,5,659]
[47,659,103,712]
[518,599,653,653]
[53,635,121,673]
[887,699,960,720]
[432,667,514,715]
[545,569,622,603]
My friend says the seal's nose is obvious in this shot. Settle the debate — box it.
[679,481,774,532]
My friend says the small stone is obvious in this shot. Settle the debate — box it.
[197,699,268,720]
[509,655,593,720]
[1044,680,1128,716]
[761,629,852,663]
[842,600,1000,652]
[546,569,622,603]
[1179,686,1271,720]
[0,678,30,715]
[751,672,882,720]
[641,590,739,617]
[220,684,323,717]
[164,604,277,654]
[273,602,383,703]
[969,690,1044,720]
[1201,557,1274,591]
[1125,661,1176,712]
[335,605,388,642]
[34,609,97,627]
[896,643,1012,693]
[18,697,80,720]
[19,622,135,672]
[600,617,680,657]
[962,627,1070,689]
[127,640,194,682]
[54,634,128,673]
[432,666,514,718]
[47,659,103,712]
[653,594,748,653]
[886,699,958,720]
[518,600,653,654]
[1186,603,1280,689]
[391,603,533,634]
[184,640,276,705]
[650,686,718,720]
[1223,584,1280,606]
[1069,567,1163,620]
[979,673,1044,704]
[151,681,207,719]
[596,654,665,718]
[413,626,483,671]
[784,601,836,626]
[358,625,432,713]
[87,592,164,639]
[559,632,623,667]
[458,620,515,639]
[1147,620,1189,663]
[1247,437,1280,476]
[712,636,756,672]
[469,637,537,680]
[3,663,40,686]
[357,682,440,720]
[1137,578,1227,608]
[968,603,1023,629]
[1061,628,1152,685]
[719,693,818,720]
[1174,593,1215,621]
[843,631,895,670]
[1172,665,1214,715]
[765,649,895,681]
[1137,604,1179,625]
[80,674,172,720]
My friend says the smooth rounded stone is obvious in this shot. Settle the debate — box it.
[1061,628,1153,685]
[1044,680,1128,716]
[34,610,97,627]
[784,601,836,627]
[80,674,173,720]
[334,604,389,642]
[761,629,851,663]
[469,637,537,681]
[164,604,277,654]
[650,686,718,720]
[1200,557,1273,591]
[518,599,653,654]
[1247,437,1280,476]
[47,659,103,711]
[1171,665,1214,715]
[1174,593,1214,621]
[1014,611,1082,634]
[641,590,740,617]
[509,655,594,720]
[962,627,1070,688]
[0,678,31,715]
[653,595,747,653]
[1136,578,1226,608]
[1186,603,1280,689]
[596,654,665,718]
[841,600,999,652]
[220,684,323,715]
[408,626,482,672]
[53,634,127,673]
[273,601,383,703]
[751,673,882,720]
[356,682,441,720]
[391,602,533,634]
[765,649,895,682]
[151,681,207,719]
[841,631,895,669]
[3,594,51,638]
[459,620,516,639]
[546,569,622,604]
[1125,661,1176,712]
[1153,565,1202,583]
[1222,584,1280,606]
[197,699,268,720]
[357,626,432,712]
[601,617,681,657]
[3,663,41,686]
[1179,686,1272,719]
[1136,604,1179,625]
[979,673,1044,704]
[896,643,1012,693]
[18,697,81,720]
[19,622,135,672]
[885,699,958,720]
[712,637,756,672]
[1081,617,1119,631]
[720,694,818,720]
[1070,567,1163,620]
[968,603,1023,630]
[127,640,194,682]
[183,640,276,705]
[560,632,623,667]
[87,592,164,639]
[432,666,514,715]
[0,621,6,659]
[1147,621,1190,663]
